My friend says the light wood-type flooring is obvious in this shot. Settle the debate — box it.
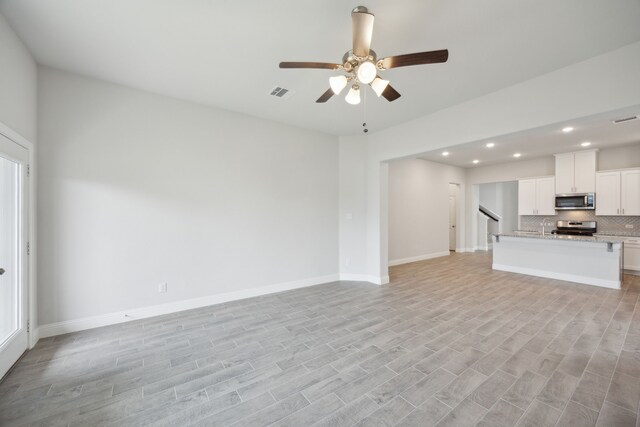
[1,252,639,426]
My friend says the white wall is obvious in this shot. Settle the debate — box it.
[0,13,37,142]
[338,41,640,283]
[388,159,465,264]
[338,135,369,280]
[479,181,518,234]
[467,157,555,186]
[501,182,519,233]
[37,67,339,326]
[599,142,640,170]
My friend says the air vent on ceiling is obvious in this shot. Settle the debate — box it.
[269,86,295,100]
[612,115,639,124]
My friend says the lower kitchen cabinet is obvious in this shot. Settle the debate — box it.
[624,237,640,272]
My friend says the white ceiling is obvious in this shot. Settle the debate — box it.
[419,107,640,168]
[2,0,640,136]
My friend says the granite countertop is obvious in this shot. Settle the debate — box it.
[493,232,626,244]
[594,233,640,238]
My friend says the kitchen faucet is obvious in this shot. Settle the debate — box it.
[541,218,551,236]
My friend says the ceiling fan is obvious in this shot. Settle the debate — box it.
[279,6,449,105]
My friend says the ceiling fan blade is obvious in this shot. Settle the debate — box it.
[381,84,401,102]
[352,7,375,57]
[379,49,448,70]
[279,62,340,70]
[316,88,334,103]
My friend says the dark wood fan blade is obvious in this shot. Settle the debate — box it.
[380,49,448,70]
[279,62,340,70]
[352,8,375,57]
[316,88,334,103]
[381,84,401,102]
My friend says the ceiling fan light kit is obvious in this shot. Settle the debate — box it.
[370,77,389,97]
[356,61,377,84]
[329,75,349,95]
[345,84,361,105]
[279,6,449,105]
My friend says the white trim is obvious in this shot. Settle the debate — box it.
[388,251,450,267]
[339,274,388,285]
[492,263,621,289]
[38,274,339,338]
[0,123,37,352]
[456,248,474,253]
[30,327,40,347]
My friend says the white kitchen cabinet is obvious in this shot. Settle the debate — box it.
[519,177,555,215]
[621,169,640,215]
[624,237,640,272]
[596,171,621,215]
[518,179,536,215]
[555,153,575,194]
[596,168,640,216]
[554,150,597,194]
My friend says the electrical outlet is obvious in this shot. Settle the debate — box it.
[626,224,634,229]
[158,282,167,293]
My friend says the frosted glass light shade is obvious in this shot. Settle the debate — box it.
[357,61,376,84]
[370,77,389,97]
[345,85,361,105]
[329,75,348,95]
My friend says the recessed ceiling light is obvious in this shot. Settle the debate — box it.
[442,151,449,156]
[581,141,591,147]
[562,126,574,133]
[485,142,495,148]
[472,159,480,164]
[513,153,521,158]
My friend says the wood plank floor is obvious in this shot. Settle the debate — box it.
[1,252,639,426]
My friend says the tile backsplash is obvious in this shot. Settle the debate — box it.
[520,211,640,236]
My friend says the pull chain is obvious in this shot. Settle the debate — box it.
[362,86,368,133]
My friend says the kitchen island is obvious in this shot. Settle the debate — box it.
[491,233,624,289]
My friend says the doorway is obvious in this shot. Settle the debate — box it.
[0,132,29,380]
[449,183,459,251]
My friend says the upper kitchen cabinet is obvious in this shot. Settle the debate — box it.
[621,169,640,215]
[554,150,597,194]
[519,176,555,215]
[595,168,640,216]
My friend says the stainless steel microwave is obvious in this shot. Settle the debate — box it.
[555,193,595,210]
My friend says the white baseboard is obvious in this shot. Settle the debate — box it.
[388,251,450,267]
[492,264,621,289]
[38,274,339,338]
[29,327,40,349]
[455,248,474,253]
[339,274,388,285]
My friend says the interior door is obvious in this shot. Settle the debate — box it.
[449,195,456,250]
[0,133,29,380]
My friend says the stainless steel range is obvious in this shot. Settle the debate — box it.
[551,220,597,236]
